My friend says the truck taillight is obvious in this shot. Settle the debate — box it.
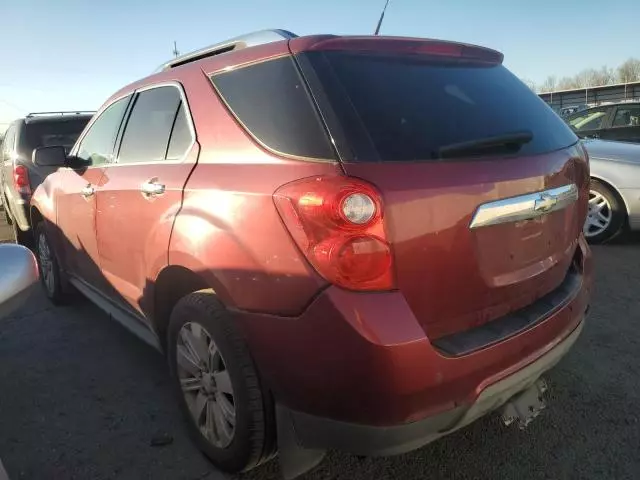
[13,165,31,195]
[274,176,394,291]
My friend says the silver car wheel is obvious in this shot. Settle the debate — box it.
[584,190,612,238]
[177,322,236,448]
[37,232,55,294]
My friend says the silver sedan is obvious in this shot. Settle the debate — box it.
[584,139,640,243]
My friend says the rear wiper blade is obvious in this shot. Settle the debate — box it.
[436,131,533,159]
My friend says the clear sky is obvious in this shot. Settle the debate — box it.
[0,0,637,127]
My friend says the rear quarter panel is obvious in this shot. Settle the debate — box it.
[167,57,342,315]
[590,157,640,229]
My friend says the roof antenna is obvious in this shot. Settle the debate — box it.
[374,0,391,35]
[172,41,180,58]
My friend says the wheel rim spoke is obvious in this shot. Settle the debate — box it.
[180,376,201,392]
[189,391,208,421]
[216,392,236,426]
[176,321,236,448]
[176,345,202,376]
[213,371,233,395]
[180,327,204,365]
[204,400,216,440]
[212,399,233,445]
[585,190,613,237]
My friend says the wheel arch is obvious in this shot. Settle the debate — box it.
[150,264,210,351]
[30,205,44,227]
[590,174,630,220]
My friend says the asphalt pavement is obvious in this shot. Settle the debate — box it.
[0,211,639,480]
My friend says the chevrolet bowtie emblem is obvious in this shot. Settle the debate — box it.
[533,193,558,213]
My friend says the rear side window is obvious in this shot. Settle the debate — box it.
[25,118,90,154]
[118,86,183,164]
[305,52,578,162]
[569,108,608,132]
[211,56,335,161]
[612,105,640,128]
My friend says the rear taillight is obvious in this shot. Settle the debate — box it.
[274,176,394,291]
[13,165,31,195]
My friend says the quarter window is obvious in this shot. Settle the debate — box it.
[118,86,184,164]
[612,106,640,128]
[76,96,130,166]
[211,57,335,160]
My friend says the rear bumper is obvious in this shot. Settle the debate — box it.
[281,319,583,456]
[238,236,592,427]
[620,188,640,231]
[2,189,30,231]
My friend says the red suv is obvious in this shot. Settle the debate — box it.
[31,30,592,478]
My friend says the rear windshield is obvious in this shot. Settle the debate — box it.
[25,118,90,154]
[305,52,578,162]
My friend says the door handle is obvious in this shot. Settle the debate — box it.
[81,185,95,197]
[141,180,166,196]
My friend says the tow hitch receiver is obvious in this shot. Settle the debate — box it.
[501,378,548,429]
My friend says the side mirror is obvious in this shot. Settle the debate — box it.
[0,244,39,319]
[65,155,91,169]
[33,145,67,167]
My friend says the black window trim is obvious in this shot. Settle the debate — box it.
[112,82,196,167]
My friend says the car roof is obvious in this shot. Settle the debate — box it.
[103,30,504,111]
[23,113,94,125]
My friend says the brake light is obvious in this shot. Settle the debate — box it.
[301,37,504,64]
[13,165,31,195]
[274,176,394,291]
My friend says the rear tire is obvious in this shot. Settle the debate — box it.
[167,291,276,474]
[584,180,625,244]
[35,222,66,304]
[11,221,33,249]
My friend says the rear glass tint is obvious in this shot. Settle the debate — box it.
[211,56,335,161]
[305,52,578,162]
[25,118,90,154]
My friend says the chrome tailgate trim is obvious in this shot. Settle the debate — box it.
[470,184,578,229]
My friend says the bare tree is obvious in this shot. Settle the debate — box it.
[539,75,557,93]
[617,58,640,83]
[575,68,599,88]
[557,76,578,90]
[591,66,616,86]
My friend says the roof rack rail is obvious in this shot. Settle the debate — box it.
[26,111,95,118]
[156,29,298,72]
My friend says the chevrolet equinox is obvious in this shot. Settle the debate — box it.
[30,30,592,479]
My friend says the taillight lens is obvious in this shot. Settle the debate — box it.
[274,176,394,291]
[13,165,31,195]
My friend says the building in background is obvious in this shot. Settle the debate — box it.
[539,81,640,113]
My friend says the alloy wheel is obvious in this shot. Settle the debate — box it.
[584,190,612,238]
[38,232,55,294]
[177,322,236,448]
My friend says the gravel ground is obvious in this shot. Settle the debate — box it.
[1,211,639,480]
